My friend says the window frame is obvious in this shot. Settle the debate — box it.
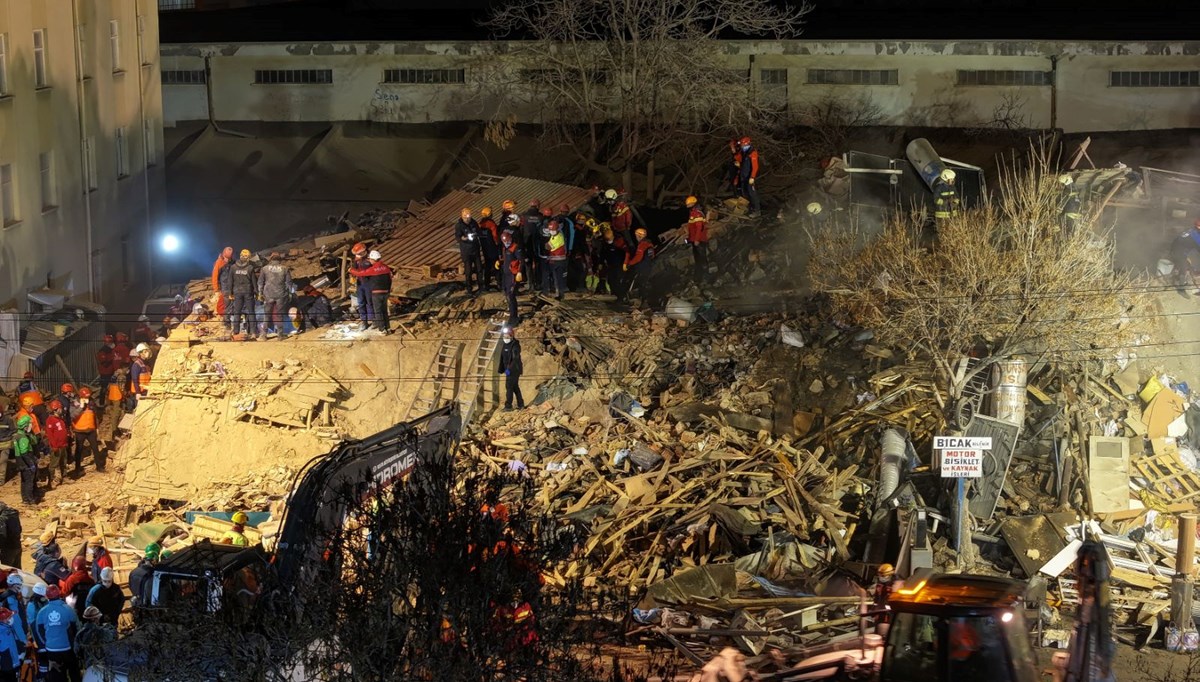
[0,34,9,96]
[252,69,333,85]
[161,69,207,85]
[110,20,122,73]
[1,163,19,227]
[115,127,130,179]
[1109,70,1200,88]
[38,151,57,212]
[760,68,789,86]
[806,69,898,86]
[956,70,1053,87]
[33,29,48,88]
[382,68,466,85]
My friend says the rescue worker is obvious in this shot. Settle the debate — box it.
[544,220,568,300]
[222,511,250,547]
[87,537,113,584]
[498,327,525,411]
[0,505,18,570]
[17,375,47,426]
[498,199,518,235]
[15,395,41,436]
[16,372,39,398]
[1059,174,1082,232]
[933,168,961,226]
[34,585,80,682]
[600,228,628,300]
[1169,218,1200,297]
[26,583,48,645]
[84,568,125,626]
[227,249,258,338]
[805,201,828,231]
[1,573,26,643]
[128,543,161,608]
[58,383,80,423]
[95,336,116,398]
[623,228,656,301]
[722,138,743,194]
[554,204,582,291]
[0,607,21,682]
[350,242,375,331]
[257,252,293,338]
[611,192,634,246]
[873,563,897,622]
[211,246,234,325]
[683,196,709,285]
[129,343,153,410]
[478,207,501,292]
[34,542,68,587]
[133,314,155,343]
[498,231,525,327]
[112,333,132,369]
[454,208,484,296]
[13,415,38,504]
[72,388,100,474]
[44,400,70,490]
[523,202,546,290]
[73,606,114,669]
[737,136,761,216]
[348,251,393,333]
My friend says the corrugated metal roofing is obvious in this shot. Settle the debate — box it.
[375,174,595,277]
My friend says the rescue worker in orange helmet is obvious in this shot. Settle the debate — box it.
[737,136,760,216]
[622,227,656,302]
[44,400,71,489]
[478,207,501,292]
[497,232,525,328]
[682,196,709,285]
[349,242,375,331]
[212,246,234,322]
[455,208,485,296]
[73,387,103,474]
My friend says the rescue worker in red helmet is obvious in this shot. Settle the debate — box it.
[44,399,71,489]
[350,242,375,330]
[96,335,117,399]
[682,196,709,285]
[622,227,656,302]
[497,232,525,328]
[736,136,760,216]
[477,207,501,292]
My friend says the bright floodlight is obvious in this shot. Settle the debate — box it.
[160,233,181,253]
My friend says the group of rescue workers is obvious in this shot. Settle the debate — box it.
[3,329,155,506]
[209,248,336,340]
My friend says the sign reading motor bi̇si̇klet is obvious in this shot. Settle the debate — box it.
[939,449,983,478]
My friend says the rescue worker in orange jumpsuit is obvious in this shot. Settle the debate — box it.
[212,246,234,322]
[736,136,760,216]
[15,395,42,436]
[622,228,656,301]
[72,387,102,474]
[683,196,709,285]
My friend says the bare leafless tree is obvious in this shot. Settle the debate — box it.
[795,92,885,160]
[806,151,1149,419]
[476,0,812,194]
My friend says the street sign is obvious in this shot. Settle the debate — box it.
[940,449,983,478]
[934,436,992,450]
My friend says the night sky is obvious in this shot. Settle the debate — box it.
[163,0,1200,43]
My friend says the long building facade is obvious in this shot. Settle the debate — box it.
[160,40,1200,132]
[0,0,164,310]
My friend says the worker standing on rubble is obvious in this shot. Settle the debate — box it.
[499,199,518,233]
[545,220,569,300]
[872,563,898,621]
[933,168,961,227]
[222,512,250,547]
[0,606,22,682]
[128,544,161,609]
[35,542,68,587]
[87,538,113,584]
[227,250,258,339]
[498,232,525,327]
[683,196,710,285]
[611,192,634,246]
[34,585,79,682]
[1059,174,1082,232]
[1,575,26,647]
[71,389,99,475]
[600,228,628,300]
[44,401,69,490]
[478,207,501,292]
[212,246,234,325]
[349,242,375,331]
[14,396,40,437]
[13,415,39,505]
[129,344,153,410]
[737,137,761,216]
[258,252,294,338]
[498,327,525,411]
[455,208,485,296]
[95,337,116,400]
[348,251,393,334]
[112,333,132,370]
[623,228,656,302]
[1168,219,1200,297]
[84,568,125,626]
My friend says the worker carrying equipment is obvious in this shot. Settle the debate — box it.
[934,168,961,223]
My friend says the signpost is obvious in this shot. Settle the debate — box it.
[935,436,994,561]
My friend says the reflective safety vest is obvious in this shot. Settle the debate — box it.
[934,186,960,219]
[222,531,249,547]
[73,407,97,432]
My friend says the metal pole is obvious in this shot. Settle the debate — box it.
[954,477,966,565]
[1170,513,1197,636]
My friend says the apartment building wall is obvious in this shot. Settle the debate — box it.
[0,0,164,310]
[158,40,1200,133]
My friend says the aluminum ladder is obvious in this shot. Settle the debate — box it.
[404,340,462,420]
[458,315,507,426]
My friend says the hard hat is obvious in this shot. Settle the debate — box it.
[19,395,35,408]
[460,207,471,218]
[222,246,234,258]
[634,227,648,239]
[83,606,102,621]
[529,199,540,208]
[351,242,367,256]
[288,307,299,316]
[173,294,183,303]
[62,383,75,393]
[138,314,149,323]
[1058,174,1073,186]
[46,586,61,600]
[685,196,698,207]
[878,563,895,578]
[72,557,87,571]
[559,203,570,213]
[89,535,105,547]
[500,231,513,243]
[100,567,114,584]
[502,199,515,211]
[541,207,552,217]
[48,399,63,411]
[1193,218,1200,230]
[32,583,46,598]
[135,343,150,354]
[0,608,11,622]
[739,136,752,146]
[501,327,513,337]
[806,202,823,215]
[232,511,249,525]
[506,214,521,227]
[144,543,162,561]
[368,250,382,261]
[160,550,173,560]
[104,334,114,344]
[116,332,128,342]
[5,574,21,588]
[16,415,31,429]
[547,220,559,231]
[602,227,614,239]
[79,387,93,398]
[480,206,492,218]
[603,189,618,201]
[40,530,55,544]
[22,371,33,379]
[240,249,252,258]
[940,168,956,182]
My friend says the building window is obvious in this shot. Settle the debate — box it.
[33,29,47,88]
[84,136,98,191]
[761,69,788,86]
[1,164,17,226]
[1109,71,1200,87]
[158,0,196,9]
[39,152,57,211]
[116,127,130,178]
[110,20,122,72]
[253,69,333,85]
[382,68,465,85]
[807,69,898,86]
[144,118,157,167]
[0,34,9,96]
[137,15,149,66]
[957,70,1053,86]
[162,69,206,85]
